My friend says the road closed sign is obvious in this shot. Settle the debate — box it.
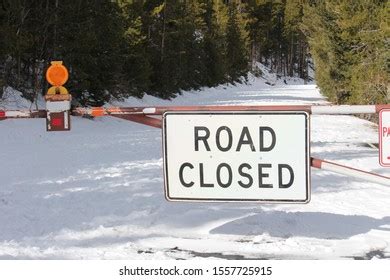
[379,109,390,167]
[163,112,310,203]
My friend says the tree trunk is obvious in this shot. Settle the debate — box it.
[161,1,167,62]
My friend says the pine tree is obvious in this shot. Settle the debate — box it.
[56,0,126,106]
[120,0,152,99]
[302,0,388,104]
[341,0,389,104]
[176,0,207,91]
[0,1,58,104]
[201,0,226,86]
[143,0,208,98]
[284,0,307,79]
[143,0,178,98]
[302,1,347,103]
[225,2,249,83]
[246,0,273,69]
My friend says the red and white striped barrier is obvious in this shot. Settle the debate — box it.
[311,105,389,115]
[311,158,390,186]
[72,104,390,117]
[2,104,390,120]
[69,104,390,130]
[0,110,46,119]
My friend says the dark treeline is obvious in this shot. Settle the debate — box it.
[0,0,388,106]
[0,0,309,106]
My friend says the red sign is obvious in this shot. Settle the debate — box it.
[46,111,70,132]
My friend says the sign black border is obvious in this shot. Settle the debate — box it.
[163,111,311,203]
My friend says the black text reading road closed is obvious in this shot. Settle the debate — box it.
[163,112,310,202]
[178,126,294,189]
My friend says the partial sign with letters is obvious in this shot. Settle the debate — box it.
[379,109,390,167]
[163,111,310,203]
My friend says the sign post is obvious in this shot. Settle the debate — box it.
[379,109,390,167]
[163,111,311,203]
[45,61,71,132]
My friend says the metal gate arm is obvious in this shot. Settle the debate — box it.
[311,157,390,186]
[110,114,162,128]
[0,110,46,119]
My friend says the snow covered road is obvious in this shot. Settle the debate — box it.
[1,79,389,259]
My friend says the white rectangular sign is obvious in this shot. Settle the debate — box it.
[379,109,390,167]
[163,112,310,203]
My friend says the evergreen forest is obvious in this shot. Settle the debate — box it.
[0,0,388,106]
